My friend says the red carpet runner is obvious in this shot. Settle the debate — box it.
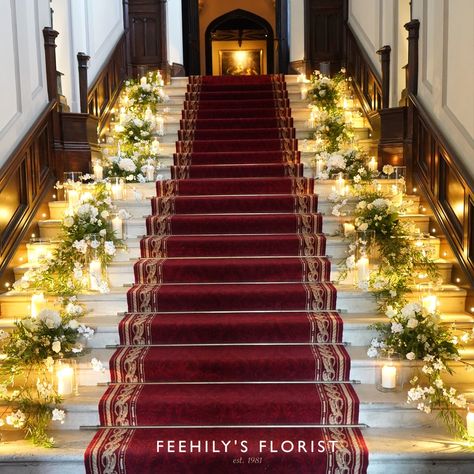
[85,74,368,473]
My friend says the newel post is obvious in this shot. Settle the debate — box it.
[405,19,420,96]
[77,52,90,114]
[377,45,391,108]
[43,27,59,101]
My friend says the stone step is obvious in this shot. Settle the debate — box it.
[36,213,431,241]
[18,382,460,431]
[0,284,466,321]
[2,424,472,474]
[47,192,422,220]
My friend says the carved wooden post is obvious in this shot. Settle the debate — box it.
[405,19,420,96]
[43,27,59,101]
[77,52,90,114]
[377,45,391,109]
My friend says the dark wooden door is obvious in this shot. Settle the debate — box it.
[304,0,347,74]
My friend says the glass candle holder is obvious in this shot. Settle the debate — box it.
[355,230,376,259]
[27,237,52,264]
[376,353,402,392]
[110,212,124,240]
[467,403,474,438]
[109,177,124,200]
[63,172,82,208]
[418,282,438,313]
[30,292,46,319]
[92,160,103,181]
[55,359,78,397]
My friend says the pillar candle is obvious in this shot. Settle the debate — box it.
[315,158,324,178]
[140,76,147,86]
[466,411,474,437]
[31,293,46,318]
[301,87,308,100]
[357,256,370,283]
[422,294,437,313]
[89,259,102,291]
[67,189,80,208]
[151,138,160,155]
[146,165,155,182]
[112,215,123,239]
[111,182,124,200]
[156,117,164,136]
[368,157,377,172]
[93,163,103,181]
[335,174,346,196]
[381,365,397,389]
[57,364,74,396]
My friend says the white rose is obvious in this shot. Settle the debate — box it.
[63,217,74,228]
[101,210,109,219]
[385,306,397,319]
[407,318,418,329]
[358,223,369,231]
[51,340,61,353]
[67,319,79,330]
[406,352,416,360]
[383,164,394,175]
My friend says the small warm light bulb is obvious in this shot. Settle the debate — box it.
[52,194,56,199]
[413,187,417,193]
[471,307,474,313]
[42,213,47,218]
[443,252,448,257]
[431,228,436,233]
[455,278,461,283]
[421,207,426,212]
[4,282,10,288]
[19,257,24,262]
[31,233,36,238]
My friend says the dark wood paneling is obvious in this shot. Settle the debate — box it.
[88,34,127,136]
[0,102,56,281]
[304,0,346,74]
[181,0,200,76]
[411,95,474,287]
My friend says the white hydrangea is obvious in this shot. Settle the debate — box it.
[367,346,378,358]
[6,410,26,428]
[72,239,88,254]
[104,241,116,256]
[391,322,403,334]
[118,158,137,173]
[407,318,419,329]
[52,409,66,424]
[63,217,74,228]
[38,309,62,329]
[91,358,105,372]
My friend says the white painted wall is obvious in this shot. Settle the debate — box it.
[413,0,474,176]
[51,0,124,112]
[0,0,51,167]
[167,0,183,66]
[348,0,410,107]
[289,0,304,63]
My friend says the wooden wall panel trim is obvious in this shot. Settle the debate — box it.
[345,24,382,129]
[87,34,127,136]
[411,94,474,285]
[0,101,56,280]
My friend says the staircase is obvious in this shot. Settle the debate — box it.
[0,75,473,473]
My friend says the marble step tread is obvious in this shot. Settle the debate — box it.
[0,425,472,474]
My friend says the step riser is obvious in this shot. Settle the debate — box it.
[51,404,444,431]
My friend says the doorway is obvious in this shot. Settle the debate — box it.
[205,9,274,75]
